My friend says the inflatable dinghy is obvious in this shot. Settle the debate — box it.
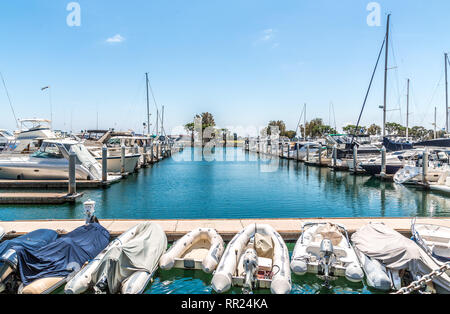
[159,227,224,273]
[291,222,364,285]
[412,221,450,266]
[352,222,450,294]
[65,222,167,294]
[211,224,291,294]
[0,229,58,293]
[14,223,110,294]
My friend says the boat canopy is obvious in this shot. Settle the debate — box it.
[15,223,110,286]
[90,222,167,294]
[0,229,58,259]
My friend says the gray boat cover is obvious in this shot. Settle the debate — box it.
[352,223,450,291]
[91,222,167,294]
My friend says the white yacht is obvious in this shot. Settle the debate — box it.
[4,119,58,154]
[0,139,102,180]
[0,129,14,150]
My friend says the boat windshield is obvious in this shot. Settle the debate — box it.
[31,143,64,159]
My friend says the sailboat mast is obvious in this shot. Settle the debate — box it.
[406,78,409,141]
[382,14,390,137]
[145,73,151,136]
[304,103,307,139]
[434,106,437,139]
[161,105,164,135]
[445,53,449,133]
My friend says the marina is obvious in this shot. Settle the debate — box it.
[0,1,450,299]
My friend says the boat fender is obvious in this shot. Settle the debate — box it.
[290,258,308,275]
[345,262,364,282]
[211,272,232,293]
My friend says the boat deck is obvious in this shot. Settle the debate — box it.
[1,217,449,241]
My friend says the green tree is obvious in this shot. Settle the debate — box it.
[184,122,195,143]
[367,124,381,135]
[305,118,337,138]
[284,130,297,139]
[343,125,367,135]
[267,120,286,136]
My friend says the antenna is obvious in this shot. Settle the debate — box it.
[0,72,19,128]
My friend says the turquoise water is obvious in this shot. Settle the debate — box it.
[0,147,449,220]
[2,147,450,294]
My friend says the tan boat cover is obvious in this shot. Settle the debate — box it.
[352,223,450,292]
[255,233,274,258]
[314,223,343,246]
[91,222,167,294]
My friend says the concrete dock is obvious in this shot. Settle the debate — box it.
[1,217,449,241]
[0,192,83,204]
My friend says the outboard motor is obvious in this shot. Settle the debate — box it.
[0,249,20,293]
[242,248,258,294]
[84,199,99,224]
[318,239,336,287]
[93,275,108,294]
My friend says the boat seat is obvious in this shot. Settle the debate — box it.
[180,240,210,261]
[21,277,65,294]
[306,242,347,258]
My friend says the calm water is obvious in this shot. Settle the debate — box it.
[1,147,449,220]
[2,147,450,294]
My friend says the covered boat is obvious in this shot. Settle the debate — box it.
[65,222,167,294]
[0,227,4,241]
[352,222,450,293]
[290,222,363,286]
[159,227,224,273]
[0,229,58,293]
[211,224,291,294]
[411,221,450,265]
[14,223,110,294]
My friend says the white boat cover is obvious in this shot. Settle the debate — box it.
[352,223,450,292]
[90,222,167,294]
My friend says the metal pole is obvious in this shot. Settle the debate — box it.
[150,142,154,163]
[296,141,299,161]
[145,73,151,136]
[353,145,358,173]
[68,152,76,195]
[306,145,310,161]
[434,107,437,139]
[102,145,108,182]
[382,14,390,138]
[446,53,449,133]
[121,145,126,174]
[406,78,409,141]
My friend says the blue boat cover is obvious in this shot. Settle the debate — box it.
[15,223,110,286]
[0,229,58,261]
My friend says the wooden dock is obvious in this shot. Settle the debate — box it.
[1,217,449,241]
[0,192,83,204]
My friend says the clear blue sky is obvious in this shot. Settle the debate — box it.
[0,0,449,135]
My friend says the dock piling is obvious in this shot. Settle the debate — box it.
[423,149,429,184]
[381,146,387,176]
[121,145,126,174]
[332,144,337,167]
[353,145,358,173]
[68,152,76,195]
[102,145,108,182]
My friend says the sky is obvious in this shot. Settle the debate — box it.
[0,0,449,136]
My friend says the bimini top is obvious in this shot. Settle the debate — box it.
[15,223,110,286]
